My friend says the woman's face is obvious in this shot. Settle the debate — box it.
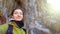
[12,9,23,21]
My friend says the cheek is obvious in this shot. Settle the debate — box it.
[12,14,23,20]
[12,14,17,19]
[21,15,23,18]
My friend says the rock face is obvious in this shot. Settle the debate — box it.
[24,0,60,34]
[0,0,15,22]
[0,0,60,34]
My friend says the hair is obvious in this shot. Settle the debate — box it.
[11,8,23,16]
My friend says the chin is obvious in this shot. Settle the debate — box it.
[16,19,22,21]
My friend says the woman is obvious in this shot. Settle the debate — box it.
[6,8,26,34]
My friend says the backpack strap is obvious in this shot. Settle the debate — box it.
[6,24,13,34]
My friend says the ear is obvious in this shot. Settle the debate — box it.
[11,15,13,18]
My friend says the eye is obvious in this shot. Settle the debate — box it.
[14,12,18,14]
[14,12,17,14]
[20,12,23,15]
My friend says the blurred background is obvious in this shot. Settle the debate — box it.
[0,0,60,34]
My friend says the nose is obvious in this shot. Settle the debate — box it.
[17,14,21,17]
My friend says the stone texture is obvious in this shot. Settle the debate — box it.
[24,0,60,34]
